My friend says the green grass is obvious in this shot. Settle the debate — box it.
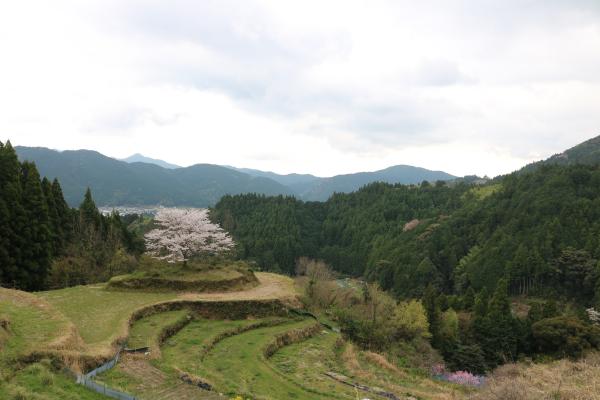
[37,285,176,350]
[159,319,258,368]
[467,184,502,200]
[127,309,189,350]
[112,257,251,282]
[99,318,264,399]
[106,257,257,292]
[0,289,70,361]
[111,266,244,283]
[94,366,144,395]
[187,318,331,399]
[270,330,357,398]
[0,362,107,400]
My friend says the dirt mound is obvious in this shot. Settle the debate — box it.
[107,264,259,293]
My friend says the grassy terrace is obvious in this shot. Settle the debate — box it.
[0,288,72,360]
[37,284,176,355]
[164,318,324,399]
[34,272,296,358]
[106,258,259,292]
[0,362,107,400]
[127,309,189,351]
[2,271,466,400]
[0,288,107,400]
[270,328,359,398]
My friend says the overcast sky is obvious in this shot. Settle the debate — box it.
[2,1,600,177]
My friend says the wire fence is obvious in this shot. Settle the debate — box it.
[76,349,138,400]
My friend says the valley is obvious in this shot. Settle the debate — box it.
[3,136,600,400]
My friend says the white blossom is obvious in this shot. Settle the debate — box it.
[587,308,600,325]
[145,208,234,262]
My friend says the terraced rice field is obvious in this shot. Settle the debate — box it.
[101,311,424,400]
[175,318,321,399]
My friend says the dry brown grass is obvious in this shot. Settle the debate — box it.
[339,342,468,400]
[469,353,600,400]
[363,351,407,377]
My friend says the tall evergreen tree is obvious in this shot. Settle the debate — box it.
[52,178,72,243]
[20,161,52,290]
[423,284,442,348]
[463,286,476,311]
[79,187,101,228]
[41,177,61,256]
[483,279,517,365]
[0,141,26,287]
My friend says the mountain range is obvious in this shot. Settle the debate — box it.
[15,146,457,207]
[121,153,181,169]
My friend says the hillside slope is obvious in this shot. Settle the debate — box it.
[523,134,600,171]
[213,135,600,303]
[15,147,293,207]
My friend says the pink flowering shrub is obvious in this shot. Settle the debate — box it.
[432,363,485,387]
[445,371,485,387]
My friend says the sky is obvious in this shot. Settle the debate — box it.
[2,0,600,178]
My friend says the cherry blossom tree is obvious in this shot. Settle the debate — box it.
[145,208,234,262]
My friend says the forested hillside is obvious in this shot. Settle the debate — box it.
[0,141,142,290]
[212,155,600,371]
[523,134,600,171]
[213,163,600,304]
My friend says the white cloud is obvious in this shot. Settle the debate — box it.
[2,0,600,177]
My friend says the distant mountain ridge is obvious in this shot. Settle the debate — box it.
[122,153,181,169]
[229,165,457,201]
[16,147,293,207]
[296,165,457,201]
[16,146,459,207]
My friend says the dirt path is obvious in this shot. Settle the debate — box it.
[177,272,300,306]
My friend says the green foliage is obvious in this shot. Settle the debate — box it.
[480,279,517,365]
[444,343,487,375]
[212,194,325,274]
[335,284,430,351]
[531,316,600,358]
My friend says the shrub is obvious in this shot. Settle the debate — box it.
[531,316,600,358]
[336,284,430,351]
[445,343,487,374]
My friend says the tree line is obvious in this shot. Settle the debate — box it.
[0,140,142,291]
